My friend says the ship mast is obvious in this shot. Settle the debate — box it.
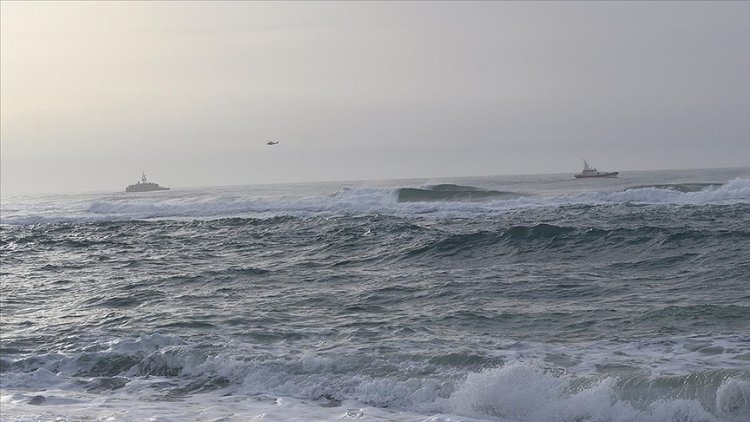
[141,172,147,183]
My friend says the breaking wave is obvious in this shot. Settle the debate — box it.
[627,182,725,193]
[396,184,522,202]
[2,333,749,422]
[1,178,749,225]
[439,363,750,422]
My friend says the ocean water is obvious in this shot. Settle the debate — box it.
[1,167,749,422]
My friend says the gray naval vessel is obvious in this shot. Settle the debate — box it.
[125,172,170,192]
[574,160,618,178]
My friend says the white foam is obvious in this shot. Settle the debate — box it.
[2,179,748,225]
[0,367,67,390]
[0,388,481,422]
[108,333,187,354]
[4,360,745,422]
[2,354,747,422]
[597,177,750,205]
[436,361,749,422]
[716,378,750,420]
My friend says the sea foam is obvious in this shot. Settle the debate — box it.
[1,178,748,225]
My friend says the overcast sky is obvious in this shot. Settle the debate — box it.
[1,1,749,195]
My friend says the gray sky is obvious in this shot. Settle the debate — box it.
[1,1,749,195]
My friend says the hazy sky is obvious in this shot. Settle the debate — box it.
[1,1,749,195]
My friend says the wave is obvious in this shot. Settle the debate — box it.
[403,223,575,258]
[1,178,749,225]
[627,182,725,193]
[397,184,522,202]
[401,222,750,260]
[607,178,750,204]
[2,334,749,421]
[439,362,750,422]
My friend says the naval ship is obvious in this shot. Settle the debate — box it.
[125,172,170,192]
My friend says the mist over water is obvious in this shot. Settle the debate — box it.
[1,168,749,421]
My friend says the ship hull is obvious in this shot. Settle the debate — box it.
[574,172,619,178]
[125,184,170,193]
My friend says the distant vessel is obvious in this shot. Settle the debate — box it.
[574,160,618,178]
[125,172,170,192]
[266,140,279,145]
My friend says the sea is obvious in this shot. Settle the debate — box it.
[1,167,749,422]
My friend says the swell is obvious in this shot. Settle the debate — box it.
[397,184,522,202]
[4,218,750,283]
[401,223,750,260]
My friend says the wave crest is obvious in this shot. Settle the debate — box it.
[442,362,749,422]
[2,178,749,225]
[397,184,522,203]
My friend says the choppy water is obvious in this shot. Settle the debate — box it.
[1,168,749,422]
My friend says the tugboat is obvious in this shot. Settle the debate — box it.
[574,160,618,178]
[125,172,170,192]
